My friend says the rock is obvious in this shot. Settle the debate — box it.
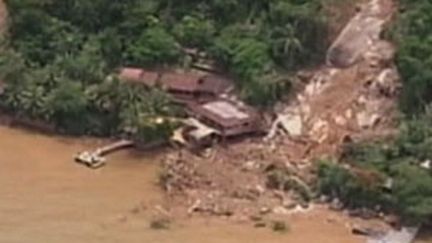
[260,207,271,215]
[357,111,380,128]
[188,199,202,214]
[265,113,303,140]
[310,119,329,143]
[357,95,367,105]
[334,115,347,126]
[318,195,329,204]
[255,185,266,195]
[283,200,298,210]
[242,160,257,171]
[329,198,343,211]
[278,114,303,136]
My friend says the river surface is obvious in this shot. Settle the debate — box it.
[0,125,430,243]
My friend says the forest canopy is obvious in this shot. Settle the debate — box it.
[0,0,328,138]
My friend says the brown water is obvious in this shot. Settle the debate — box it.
[0,125,429,243]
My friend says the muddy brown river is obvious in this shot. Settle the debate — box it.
[0,125,430,243]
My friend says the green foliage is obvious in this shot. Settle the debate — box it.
[212,33,273,81]
[173,15,215,48]
[267,1,326,69]
[392,0,432,115]
[391,163,432,224]
[46,80,89,133]
[126,26,181,66]
[266,166,313,202]
[1,0,328,135]
[242,75,291,107]
[323,112,432,224]
[317,160,387,209]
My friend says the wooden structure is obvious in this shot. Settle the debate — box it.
[118,67,231,103]
[75,140,134,168]
[186,99,262,139]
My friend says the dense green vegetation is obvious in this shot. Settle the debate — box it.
[392,0,432,115]
[319,118,432,225]
[0,0,328,139]
[317,0,432,225]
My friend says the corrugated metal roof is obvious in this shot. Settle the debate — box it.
[187,99,259,128]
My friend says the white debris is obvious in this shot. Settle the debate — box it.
[357,111,380,128]
[420,160,431,170]
[310,119,330,143]
[278,114,303,136]
[265,113,303,140]
[335,115,348,126]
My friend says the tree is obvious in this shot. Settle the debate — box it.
[242,75,291,107]
[173,15,215,48]
[392,0,432,115]
[52,37,107,85]
[126,26,181,66]
[269,23,304,69]
[46,80,89,133]
[392,163,432,224]
[2,0,328,135]
[267,1,326,69]
[212,33,273,81]
[115,84,179,145]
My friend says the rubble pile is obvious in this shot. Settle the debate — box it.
[161,143,315,220]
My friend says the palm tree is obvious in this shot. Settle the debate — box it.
[270,23,304,69]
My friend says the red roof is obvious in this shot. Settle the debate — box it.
[119,67,231,95]
[159,72,203,92]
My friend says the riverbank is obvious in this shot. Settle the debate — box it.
[0,125,376,243]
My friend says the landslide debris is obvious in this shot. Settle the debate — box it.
[159,0,399,221]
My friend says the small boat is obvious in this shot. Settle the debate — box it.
[74,152,106,169]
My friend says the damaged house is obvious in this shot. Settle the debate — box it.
[183,99,263,145]
[119,67,263,146]
[118,67,231,103]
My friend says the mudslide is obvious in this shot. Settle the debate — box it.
[275,0,399,160]
[160,0,400,226]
